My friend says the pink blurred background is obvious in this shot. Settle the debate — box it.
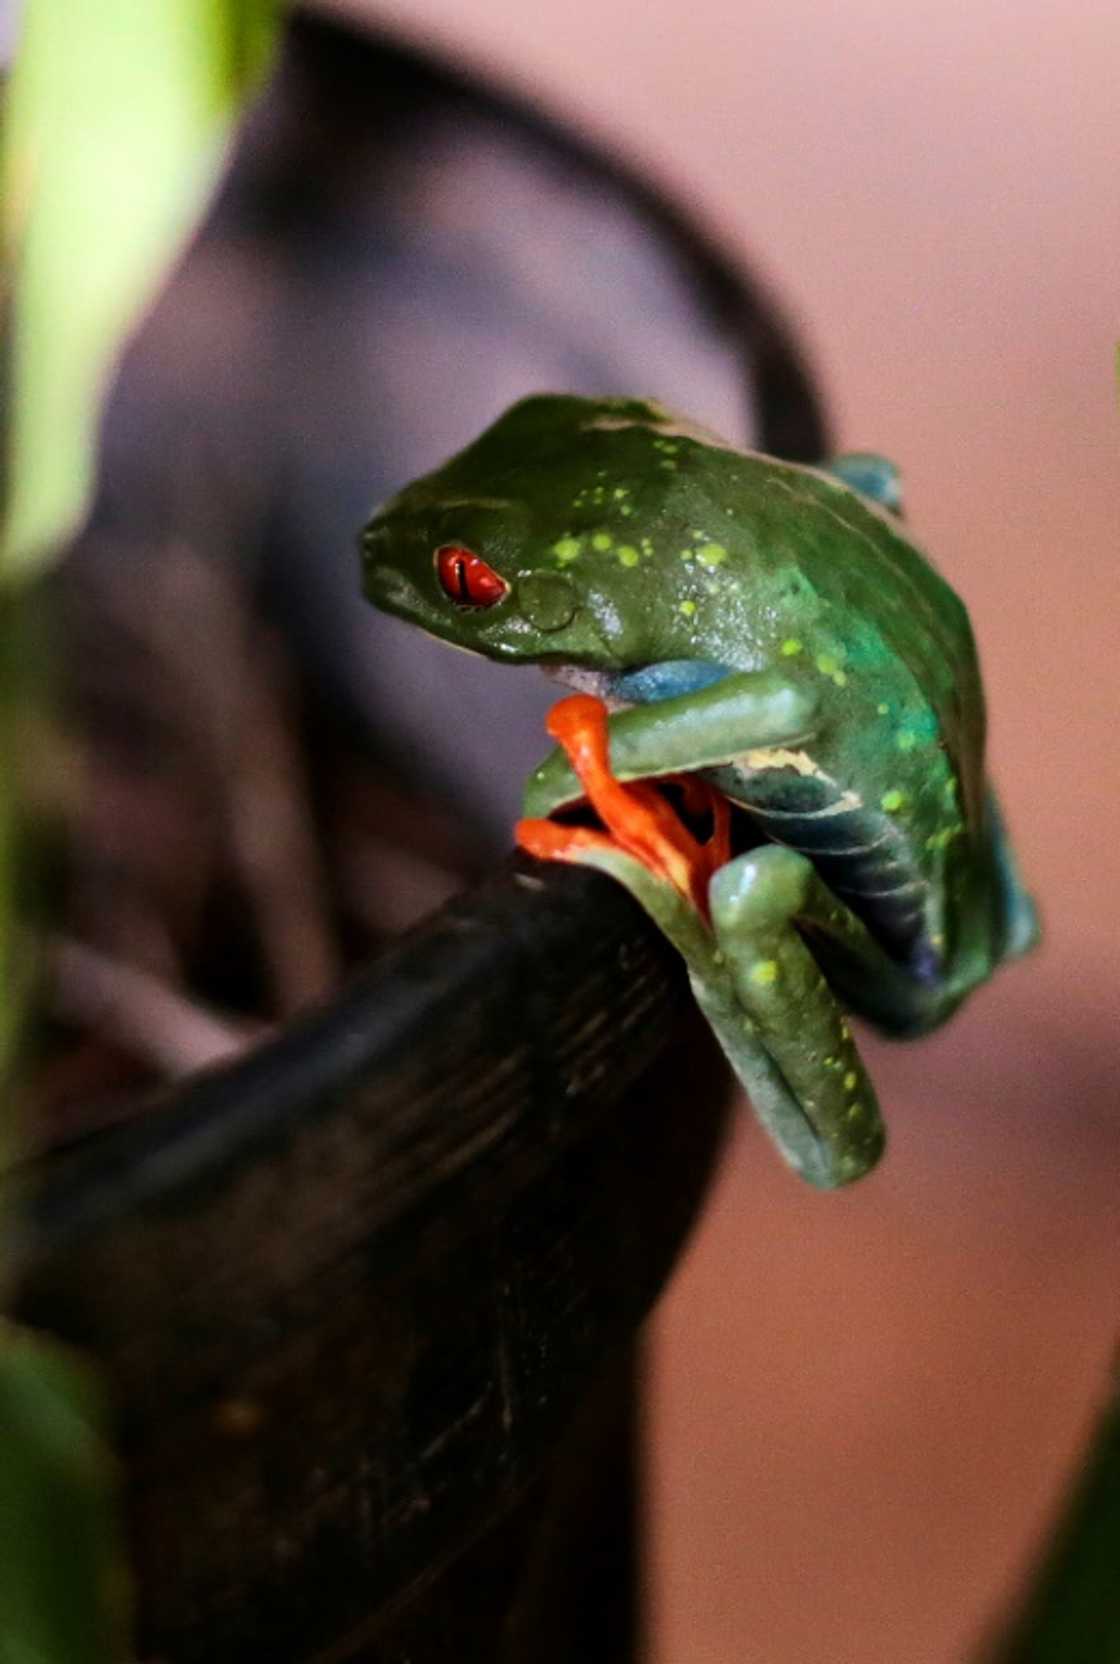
[329,2,1119,1656]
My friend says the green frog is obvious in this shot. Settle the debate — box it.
[362,394,1037,1188]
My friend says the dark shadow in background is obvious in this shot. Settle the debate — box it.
[18,11,831,1659]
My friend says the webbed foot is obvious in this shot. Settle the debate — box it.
[517,694,729,916]
[517,695,886,1188]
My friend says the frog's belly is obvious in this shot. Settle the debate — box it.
[706,762,939,982]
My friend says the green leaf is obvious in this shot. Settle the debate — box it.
[1,10,284,1662]
[990,1360,1120,1663]
[2,0,283,578]
[0,1328,131,1664]
[0,602,18,1177]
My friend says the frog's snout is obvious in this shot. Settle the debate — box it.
[360,537,435,628]
[361,553,413,612]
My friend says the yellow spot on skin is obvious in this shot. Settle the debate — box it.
[591,531,613,551]
[897,731,918,751]
[613,487,629,499]
[679,549,695,561]
[697,543,728,567]
[844,1070,858,1090]
[751,959,780,985]
[553,536,581,564]
[679,599,697,617]
[659,459,678,470]
[780,638,803,656]
[881,788,906,812]
[877,702,890,716]
[846,1102,862,1122]
[814,651,848,686]
[617,545,640,567]
[620,503,635,516]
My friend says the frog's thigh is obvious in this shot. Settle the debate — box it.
[985,787,1041,960]
[707,845,886,1187]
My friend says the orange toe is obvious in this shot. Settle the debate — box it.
[536,695,728,918]
[516,818,622,864]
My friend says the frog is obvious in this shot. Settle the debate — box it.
[361,393,1038,1188]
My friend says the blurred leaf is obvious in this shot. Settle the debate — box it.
[0,1326,131,1664]
[0,603,17,1179]
[1,8,283,1661]
[988,1360,1120,1663]
[2,0,283,578]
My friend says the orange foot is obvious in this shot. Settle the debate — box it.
[516,694,730,920]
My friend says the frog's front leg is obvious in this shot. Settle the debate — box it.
[524,666,819,817]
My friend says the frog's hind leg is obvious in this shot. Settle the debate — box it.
[985,789,1040,961]
[704,844,903,1187]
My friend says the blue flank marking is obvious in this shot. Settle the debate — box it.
[826,454,903,514]
[611,660,733,703]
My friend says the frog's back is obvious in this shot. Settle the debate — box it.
[685,450,979,784]
[699,448,996,997]
[495,397,986,816]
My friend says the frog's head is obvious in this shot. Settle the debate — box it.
[361,495,638,667]
[361,397,668,669]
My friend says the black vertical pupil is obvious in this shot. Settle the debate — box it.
[454,558,470,602]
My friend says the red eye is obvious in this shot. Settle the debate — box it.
[435,545,509,608]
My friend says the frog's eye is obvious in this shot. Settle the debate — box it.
[435,545,510,608]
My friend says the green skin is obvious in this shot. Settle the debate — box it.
[362,394,1038,1188]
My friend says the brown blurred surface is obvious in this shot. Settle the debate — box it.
[317,3,1119,1657]
[653,1006,1118,1663]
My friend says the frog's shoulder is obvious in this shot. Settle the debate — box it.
[489,392,765,468]
[578,399,745,456]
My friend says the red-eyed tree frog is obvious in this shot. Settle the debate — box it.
[361,394,1038,1188]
